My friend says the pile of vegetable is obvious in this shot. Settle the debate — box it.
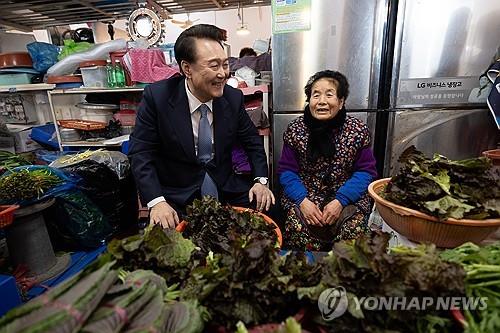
[302,233,466,333]
[179,230,320,328]
[0,167,62,204]
[0,150,32,175]
[49,149,103,167]
[107,224,197,286]
[384,146,500,220]
[183,197,278,254]
[0,256,207,333]
[4,196,500,332]
[236,318,302,333]
[108,198,477,332]
[110,198,321,328]
[441,242,500,332]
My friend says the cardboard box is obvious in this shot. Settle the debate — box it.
[6,124,43,153]
[0,135,15,153]
[0,93,38,124]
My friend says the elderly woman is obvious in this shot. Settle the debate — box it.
[277,70,377,250]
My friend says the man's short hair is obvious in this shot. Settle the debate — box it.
[174,24,224,74]
[239,47,257,58]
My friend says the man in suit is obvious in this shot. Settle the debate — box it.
[129,24,275,229]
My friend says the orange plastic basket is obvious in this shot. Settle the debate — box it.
[58,119,106,131]
[483,149,500,166]
[0,205,19,228]
[368,178,500,247]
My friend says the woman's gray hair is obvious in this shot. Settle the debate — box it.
[304,70,349,102]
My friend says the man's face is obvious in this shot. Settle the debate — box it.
[182,38,229,102]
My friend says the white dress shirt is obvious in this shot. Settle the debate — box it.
[147,79,215,209]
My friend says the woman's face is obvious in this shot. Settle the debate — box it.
[479,76,489,87]
[309,78,344,121]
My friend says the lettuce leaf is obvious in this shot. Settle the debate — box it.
[385,146,500,220]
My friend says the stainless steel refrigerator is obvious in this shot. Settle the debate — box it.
[271,0,500,185]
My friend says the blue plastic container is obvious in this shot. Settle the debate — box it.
[0,73,35,86]
[121,140,129,154]
[30,123,59,149]
[0,274,22,316]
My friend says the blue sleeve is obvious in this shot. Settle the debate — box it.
[279,170,308,206]
[335,171,373,207]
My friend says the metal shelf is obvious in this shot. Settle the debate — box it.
[0,83,55,93]
[0,84,268,95]
[240,84,269,95]
[50,87,144,95]
[60,141,122,147]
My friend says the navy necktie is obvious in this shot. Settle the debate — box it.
[198,104,218,199]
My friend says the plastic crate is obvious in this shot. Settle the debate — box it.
[121,140,129,154]
[0,136,15,153]
[0,205,19,228]
[113,110,136,126]
[0,274,22,316]
[0,73,34,86]
[80,66,107,88]
[119,99,139,112]
[58,119,106,131]
[110,50,133,86]
[30,123,59,149]
[80,108,114,123]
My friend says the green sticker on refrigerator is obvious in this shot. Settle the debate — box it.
[272,0,311,34]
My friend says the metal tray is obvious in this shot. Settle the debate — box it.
[76,102,119,110]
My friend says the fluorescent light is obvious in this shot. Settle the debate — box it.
[12,9,34,14]
[236,25,250,35]
[236,4,250,35]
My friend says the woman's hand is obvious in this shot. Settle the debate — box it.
[323,199,343,225]
[299,198,323,225]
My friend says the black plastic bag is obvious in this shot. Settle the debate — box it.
[62,159,137,231]
[46,189,113,249]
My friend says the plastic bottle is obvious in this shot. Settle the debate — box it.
[114,60,125,87]
[106,59,115,88]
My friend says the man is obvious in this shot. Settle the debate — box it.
[129,24,274,229]
[229,48,271,73]
[239,47,257,58]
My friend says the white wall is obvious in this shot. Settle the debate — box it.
[93,6,271,58]
[93,22,129,43]
[1,29,50,45]
[163,6,271,57]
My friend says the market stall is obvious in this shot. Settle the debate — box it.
[0,146,499,332]
[0,0,499,332]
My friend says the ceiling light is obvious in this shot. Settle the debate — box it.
[236,25,250,35]
[236,3,250,35]
[12,9,34,14]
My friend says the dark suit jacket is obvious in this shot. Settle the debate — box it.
[128,76,268,208]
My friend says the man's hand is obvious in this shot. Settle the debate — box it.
[149,201,179,229]
[323,199,343,225]
[249,183,275,212]
[299,198,323,226]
